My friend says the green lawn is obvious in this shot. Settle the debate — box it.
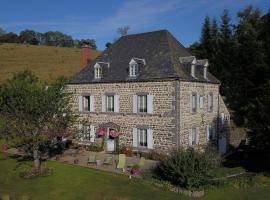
[0,154,270,200]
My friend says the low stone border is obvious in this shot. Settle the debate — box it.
[152,182,205,198]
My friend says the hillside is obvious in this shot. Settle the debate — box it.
[0,43,101,83]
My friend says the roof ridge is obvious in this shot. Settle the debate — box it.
[120,29,168,38]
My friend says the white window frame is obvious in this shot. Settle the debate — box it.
[207,123,215,141]
[199,95,204,109]
[137,95,147,113]
[94,66,102,79]
[208,93,214,112]
[191,127,197,145]
[138,129,148,148]
[82,96,90,111]
[106,95,114,112]
[129,63,137,77]
[191,93,197,113]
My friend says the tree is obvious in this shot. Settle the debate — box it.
[19,29,39,45]
[117,26,130,36]
[105,42,112,48]
[0,70,77,171]
[0,32,19,43]
[200,16,212,59]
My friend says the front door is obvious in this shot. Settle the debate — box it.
[106,128,115,152]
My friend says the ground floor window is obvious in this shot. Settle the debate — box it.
[138,129,147,147]
[78,124,95,142]
[189,127,199,146]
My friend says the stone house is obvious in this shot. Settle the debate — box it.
[66,30,230,154]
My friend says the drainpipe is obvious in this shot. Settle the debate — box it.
[175,80,181,149]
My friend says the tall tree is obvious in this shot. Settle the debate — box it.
[200,16,212,59]
[0,70,77,171]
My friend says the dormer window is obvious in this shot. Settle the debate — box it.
[129,63,137,77]
[94,63,102,79]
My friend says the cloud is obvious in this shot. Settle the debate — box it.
[90,0,187,35]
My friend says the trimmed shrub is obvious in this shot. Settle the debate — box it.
[155,147,220,189]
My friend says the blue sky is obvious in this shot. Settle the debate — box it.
[0,0,269,50]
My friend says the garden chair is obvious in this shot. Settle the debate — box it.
[138,157,145,168]
[103,154,113,165]
[1,194,10,200]
[116,154,126,172]
[87,152,97,165]
[21,195,30,200]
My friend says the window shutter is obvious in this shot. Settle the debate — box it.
[200,96,204,109]
[147,95,153,114]
[114,95,119,113]
[90,95,95,112]
[208,94,211,111]
[189,94,193,113]
[188,129,192,146]
[132,128,138,147]
[147,128,153,149]
[79,96,83,111]
[102,95,106,112]
[132,95,138,113]
[197,94,200,112]
[90,125,95,142]
[206,125,210,141]
[213,94,215,112]
[196,127,200,144]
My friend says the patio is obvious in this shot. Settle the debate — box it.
[52,148,158,176]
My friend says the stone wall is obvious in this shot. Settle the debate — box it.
[66,80,229,152]
[179,81,221,149]
[66,80,177,151]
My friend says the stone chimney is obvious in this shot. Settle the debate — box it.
[82,44,91,67]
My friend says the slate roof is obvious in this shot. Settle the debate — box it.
[70,30,220,84]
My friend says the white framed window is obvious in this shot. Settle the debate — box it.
[190,93,197,113]
[83,96,90,111]
[78,124,95,142]
[138,129,147,147]
[129,63,137,77]
[133,94,153,114]
[199,95,204,109]
[189,127,199,146]
[94,66,102,79]
[79,95,94,112]
[137,95,147,113]
[220,113,225,124]
[208,93,214,112]
[207,123,215,141]
[132,128,153,149]
[106,95,114,112]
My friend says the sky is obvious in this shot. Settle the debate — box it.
[0,0,269,50]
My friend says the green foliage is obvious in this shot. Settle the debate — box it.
[0,28,97,49]
[162,181,173,191]
[155,148,220,189]
[0,70,77,166]
[189,6,270,154]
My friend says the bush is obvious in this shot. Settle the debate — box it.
[155,147,220,189]
[86,144,103,152]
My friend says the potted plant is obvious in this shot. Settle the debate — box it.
[131,164,140,175]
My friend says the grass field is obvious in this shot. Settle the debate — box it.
[0,154,270,200]
[0,43,100,83]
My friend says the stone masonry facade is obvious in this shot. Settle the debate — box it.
[67,79,229,153]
